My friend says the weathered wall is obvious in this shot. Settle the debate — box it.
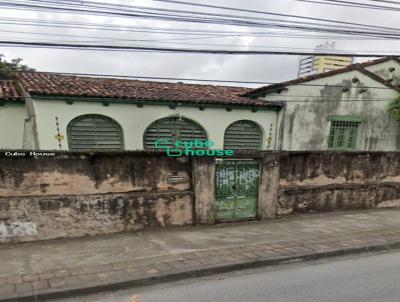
[0,191,192,244]
[0,152,191,196]
[278,152,400,215]
[192,157,215,224]
[364,60,400,85]
[2,150,400,244]
[261,66,400,151]
[258,154,280,219]
[0,152,193,244]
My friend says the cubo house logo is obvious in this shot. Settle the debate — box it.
[155,139,234,157]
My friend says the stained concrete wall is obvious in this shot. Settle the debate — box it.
[278,152,400,215]
[192,157,216,224]
[0,191,192,244]
[0,152,191,197]
[0,152,193,244]
[2,150,400,244]
[260,67,400,151]
[258,153,280,219]
[364,60,400,85]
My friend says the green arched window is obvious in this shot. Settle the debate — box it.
[67,114,124,151]
[144,116,207,150]
[224,120,263,150]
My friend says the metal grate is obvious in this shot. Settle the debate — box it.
[144,117,207,150]
[224,120,263,150]
[215,159,260,221]
[67,115,124,151]
[328,120,360,150]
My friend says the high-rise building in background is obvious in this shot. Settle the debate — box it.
[298,42,353,77]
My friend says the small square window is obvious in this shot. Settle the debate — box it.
[328,121,360,150]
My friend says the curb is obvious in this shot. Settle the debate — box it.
[4,240,400,302]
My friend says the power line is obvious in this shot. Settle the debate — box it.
[4,0,400,54]
[1,40,400,56]
[366,0,400,4]
[3,6,393,41]
[296,0,400,11]
[3,30,399,50]
[0,17,390,41]
[150,0,400,32]
[3,0,400,39]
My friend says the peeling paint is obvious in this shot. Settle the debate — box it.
[261,68,400,151]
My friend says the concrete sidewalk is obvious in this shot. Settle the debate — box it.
[2,209,400,301]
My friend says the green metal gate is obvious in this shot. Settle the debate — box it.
[215,159,260,221]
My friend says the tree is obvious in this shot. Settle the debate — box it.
[0,54,35,79]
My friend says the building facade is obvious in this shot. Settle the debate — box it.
[2,57,400,153]
[298,42,353,77]
[248,57,400,151]
[0,73,282,151]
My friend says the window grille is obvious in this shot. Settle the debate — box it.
[144,117,207,150]
[224,120,263,150]
[328,120,360,150]
[67,115,124,151]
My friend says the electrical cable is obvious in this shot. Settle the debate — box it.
[1,40,400,57]
[2,0,400,39]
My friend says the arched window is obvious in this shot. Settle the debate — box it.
[144,116,207,150]
[67,114,124,151]
[224,120,263,150]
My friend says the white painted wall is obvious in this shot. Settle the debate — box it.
[0,103,26,149]
[32,99,279,151]
[260,69,400,151]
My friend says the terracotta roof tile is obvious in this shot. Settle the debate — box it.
[0,80,21,100]
[16,72,283,108]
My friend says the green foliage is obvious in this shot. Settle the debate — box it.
[388,96,400,121]
[0,54,35,79]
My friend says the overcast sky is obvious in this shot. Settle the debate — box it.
[0,0,399,87]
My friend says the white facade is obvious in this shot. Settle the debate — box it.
[0,103,26,150]
[2,98,279,151]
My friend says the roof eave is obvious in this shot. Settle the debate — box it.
[0,98,24,103]
[30,94,284,109]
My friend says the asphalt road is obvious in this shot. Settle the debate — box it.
[49,251,400,302]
